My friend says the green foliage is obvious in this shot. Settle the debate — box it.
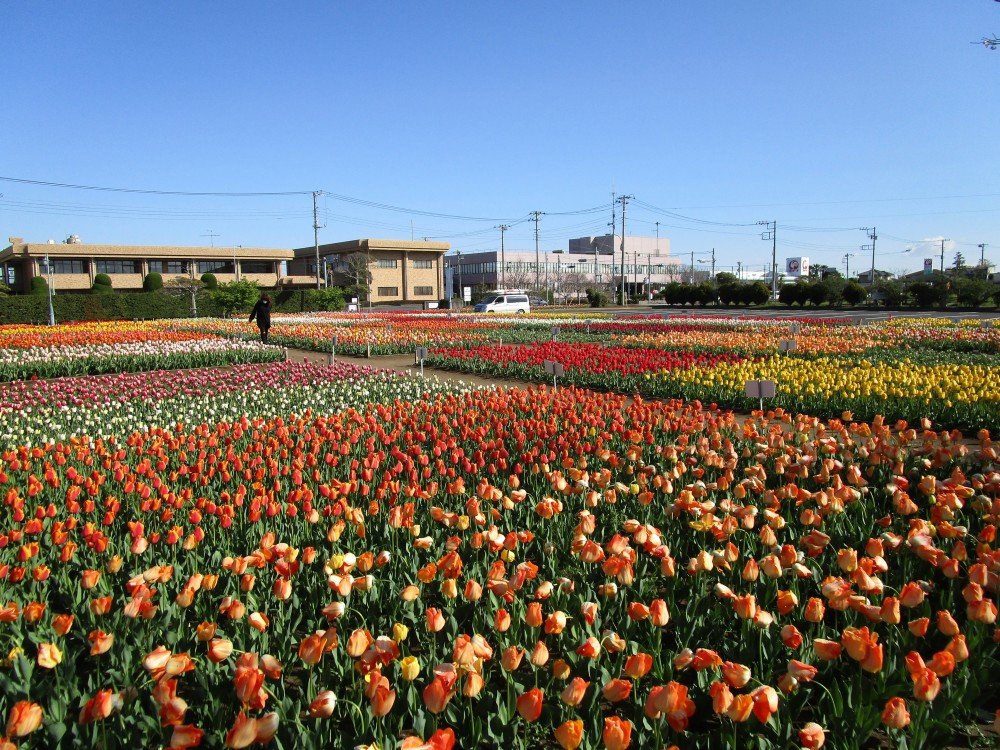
[200,272,218,290]
[0,281,10,297]
[841,281,868,306]
[92,274,113,295]
[0,291,223,324]
[953,277,994,308]
[741,282,771,306]
[211,279,261,317]
[714,271,738,285]
[779,283,806,306]
[143,272,163,291]
[907,280,948,308]
[31,276,48,296]
[584,287,609,307]
[874,279,905,307]
[303,286,346,312]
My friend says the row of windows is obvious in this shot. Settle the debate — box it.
[375,259,436,269]
[453,260,673,276]
[375,286,436,297]
[38,259,277,275]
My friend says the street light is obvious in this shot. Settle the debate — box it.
[40,254,55,326]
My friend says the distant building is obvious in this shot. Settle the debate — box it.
[1,237,291,293]
[1,236,449,303]
[289,239,448,303]
[446,235,680,300]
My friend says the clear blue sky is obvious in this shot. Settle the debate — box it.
[3,2,999,277]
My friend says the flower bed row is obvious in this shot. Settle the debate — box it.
[0,361,465,449]
[425,342,1000,432]
[0,384,997,748]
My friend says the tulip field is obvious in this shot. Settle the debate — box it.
[0,316,999,750]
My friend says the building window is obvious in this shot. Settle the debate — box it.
[240,261,274,274]
[377,286,399,297]
[413,259,433,269]
[51,260,86,274]
[197,261,235,274]
[149,260,188,275]
[414,285,433,296]
[377,259,398,269]
[95,259,140,274]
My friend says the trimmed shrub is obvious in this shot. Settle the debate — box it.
[31,276,48,296]
[143,272,163,291]
[92,274,114,295]
[201,273,218,290]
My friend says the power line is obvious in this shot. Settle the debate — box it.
[0,175,310,197]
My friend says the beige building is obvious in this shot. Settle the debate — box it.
[290,239,448,303]
[1,236,449,303]
[1,237,292,293]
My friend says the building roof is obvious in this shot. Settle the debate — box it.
[1,239,292,263]
[293,239,449,258]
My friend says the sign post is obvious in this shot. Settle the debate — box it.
[551,326,561,342]
[328,335,338,366]
[543,360,565,392]
[745,379,777,411]
[415,347,429,377]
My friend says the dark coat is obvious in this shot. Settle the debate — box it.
[249,298,272,329]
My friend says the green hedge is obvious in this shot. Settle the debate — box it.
[0,291,224,324]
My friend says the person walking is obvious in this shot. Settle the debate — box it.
[249,292,273,344]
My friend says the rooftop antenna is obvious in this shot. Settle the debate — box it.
[202,230,220,248]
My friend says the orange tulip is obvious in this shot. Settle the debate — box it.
[224,711,257,749]
[208,638,233,663]
[654,681,696,732]
[899,581,925,608]
[881,697,910,729]
[500,645,524,672]
[623,652,652,680]
[576,636,601,660]
[649,599,670,627]
[726,693,755,722]
[6,701,43,737]
[554,719,584,750]
[709,681,734,714]
[168,724,204,749]
[88,630,113,656]
[544,611,567,634]
[751,685,779,723]
[309,691,337,719]
[516,688,544,722]
[525,602,543,627]
[602,716,632,750]
[79,689,120,724]
[721,661,751,689]
[913,668,941,702]
[804,597,825,623]
[560,676,590,707]
[425,608,446,633]
[37,642,62,669]
[908,618,930,637]
[798,722,826,749]
[423,674,457,714]
[602,678,632,702]
[299,633,325,665]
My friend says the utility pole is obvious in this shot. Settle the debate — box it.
[737,261,742,280]
[758,220,777,299]
[312,191,323,289]
[940,238,949,275]
[202,230,219,248]
[617,194,632,304]
[710,248,715,280]
[979,243,989,267]
[861,226,877,287]
[530,211,544,290]
[496,224,509,288]
[690,249,695,284]
[843,252,855,279]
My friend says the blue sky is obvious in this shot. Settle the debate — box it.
[3,2,999,277]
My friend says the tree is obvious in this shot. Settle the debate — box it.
[953,277,994,308]
[842,281,868,306]
[92,273,113,295]
[717,281,741,306]
[742,282,771,306]
[874,279,905,307]
[341,254,373,304]
[304,286,346,312]
[143,272,163,292]
[211,279,260,317]
[953,252,966,273]
[163,276,204,317]
[715,272,738,286]
[30,276,48,296]
[907,281,939,308]
[779,283,805,307]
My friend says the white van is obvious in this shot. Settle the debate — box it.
[474,290,531,314]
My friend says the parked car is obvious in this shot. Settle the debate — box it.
[474,291,531,314]
[529,296,548,307]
